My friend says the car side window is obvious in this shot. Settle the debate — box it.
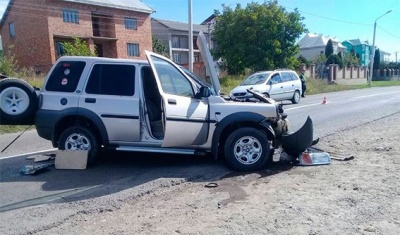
[86,64,135,96]
[290,72,299,81]
[281,72,292,82]
[45,61,86,92]
[150,56,194,97]
[270,73,282,84]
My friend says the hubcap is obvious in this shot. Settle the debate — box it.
[294,92,300,102]
[64,133,91,151]
[0,87,30,115]
[233,136,262,165]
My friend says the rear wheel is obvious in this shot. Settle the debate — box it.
[291,90,301,104]
[58,126,100,165]
[224,127,270,171]
[0,78,38,125]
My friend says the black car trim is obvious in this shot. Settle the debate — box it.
[166,117,216,123]
[101,114,139,120]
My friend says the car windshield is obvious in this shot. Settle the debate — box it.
[241,73,270,86]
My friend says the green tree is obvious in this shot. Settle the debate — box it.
[342,52,359,67]
[60,38,97,56]
[152,35,169,58]
[326,54,343,68]
[325,39,333,58]
[373,49,380,71]
[212,1,307,74]
[298,55,310,67]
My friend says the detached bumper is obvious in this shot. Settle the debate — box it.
[281,116,313,156]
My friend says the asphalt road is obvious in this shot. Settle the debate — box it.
[0,86,399,230]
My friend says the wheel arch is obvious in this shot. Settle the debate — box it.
[52,108,108,147]
[211,112,275,158]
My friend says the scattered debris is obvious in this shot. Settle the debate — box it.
[205,182,219,188]
[33,154,56,162]
[20,162,54,175]
[309,146,355,161]
[298,151,331,166]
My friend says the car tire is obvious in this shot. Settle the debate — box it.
[0,78,38,125]
[58,126,100,165]
[224,127,270,171]
[291,90,301,104]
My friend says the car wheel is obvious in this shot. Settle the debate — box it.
[58,126,100,165]
[0,78,38,125]
[291,90,301,104]
[224,127,270,171]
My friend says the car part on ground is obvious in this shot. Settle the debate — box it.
[0,78,38,125]
[281,116,314,156]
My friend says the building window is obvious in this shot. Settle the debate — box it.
[127,43,140,57]
[62,9,79,23]
[124,17,137,30]
[173,53,181,63]
[9,22,15,38]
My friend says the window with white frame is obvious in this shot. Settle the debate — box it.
[127,43,140,57]
[173,53,181,63]
[124,17,137,30]
[62,9,79,23]
[9,22,15,37]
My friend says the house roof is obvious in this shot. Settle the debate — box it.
[347,39,369,46]
[152,18,209,33]
[298,33,346,49]
[61,0,153,13]
[201,14,216,25]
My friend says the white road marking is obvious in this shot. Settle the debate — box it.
[0,148,58,160]
[286,103,323,111]
[353,91,399,99]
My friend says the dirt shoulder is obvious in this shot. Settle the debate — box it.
[5,113,400,235]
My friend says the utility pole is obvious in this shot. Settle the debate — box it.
[188,0,193,72]
[368,10,392,86]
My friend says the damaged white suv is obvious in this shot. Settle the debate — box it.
[0,33,312,171]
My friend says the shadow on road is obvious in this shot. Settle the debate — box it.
[0,150,295,211]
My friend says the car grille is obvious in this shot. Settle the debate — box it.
[233,92,247,97]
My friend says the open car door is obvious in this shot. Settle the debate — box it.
[145,51,210,147]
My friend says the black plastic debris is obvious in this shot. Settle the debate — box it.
[20,162,54,175]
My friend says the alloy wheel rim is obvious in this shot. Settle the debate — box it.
[233,136,262,165]
[65,133,91,151]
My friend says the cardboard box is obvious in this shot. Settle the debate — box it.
[55,150,88,170]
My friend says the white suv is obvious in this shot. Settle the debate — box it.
[230,69,302,104]
[0,33,313,171]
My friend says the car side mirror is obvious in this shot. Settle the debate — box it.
[196,86,211,98]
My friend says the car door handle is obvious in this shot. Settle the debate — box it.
[168,99,177,105]
[85,98,96,103]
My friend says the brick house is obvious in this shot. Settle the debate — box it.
[0,0,153,73]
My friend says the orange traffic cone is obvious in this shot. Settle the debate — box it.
[322,97,327,104]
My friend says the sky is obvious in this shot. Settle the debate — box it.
[0,0,399,61]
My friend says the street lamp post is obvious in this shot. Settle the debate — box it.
[368,10,392,86]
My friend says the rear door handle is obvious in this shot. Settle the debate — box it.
[168,99,177,105]
[85,98,96,103]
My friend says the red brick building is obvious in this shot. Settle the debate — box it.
[0,0,153,73]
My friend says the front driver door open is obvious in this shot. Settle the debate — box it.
[145,51,209,147]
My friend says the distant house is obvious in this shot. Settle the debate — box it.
[0,0,153,73]
[379,50,391,63]
[342,39,371,66]
[151,18,210,66]
[297,33,346,60]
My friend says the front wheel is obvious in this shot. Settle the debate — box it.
[291,90,301,104]
[58,126,100,165]
[224,127,270,171]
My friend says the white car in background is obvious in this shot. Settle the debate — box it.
[230,69,302,104]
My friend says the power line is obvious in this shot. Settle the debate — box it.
[377,25,400,40]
